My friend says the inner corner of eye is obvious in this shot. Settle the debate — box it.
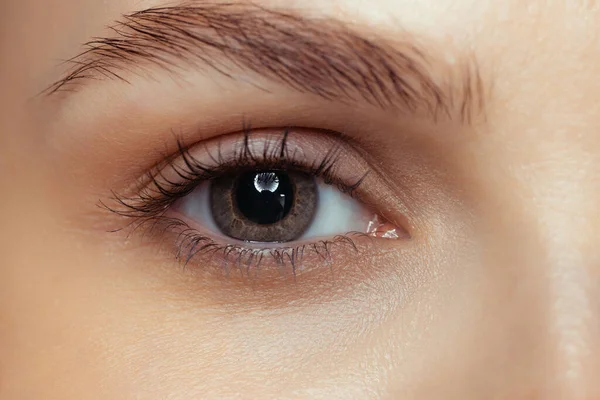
[175,169,403,244]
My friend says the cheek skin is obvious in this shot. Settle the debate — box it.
[1,207,452,399]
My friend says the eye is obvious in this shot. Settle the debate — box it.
[107,128,405,274]
[177,169,376,243]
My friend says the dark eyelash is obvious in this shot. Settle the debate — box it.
[151,217,364,274]
[101,128,371,274]
[107,127,367,218]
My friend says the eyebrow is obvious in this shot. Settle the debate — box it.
[45,3,485,123]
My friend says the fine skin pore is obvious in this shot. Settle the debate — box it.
[1,0,600,399]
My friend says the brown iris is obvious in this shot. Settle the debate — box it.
[210,170,317,242]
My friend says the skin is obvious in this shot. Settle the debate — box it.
[1,0,600,399]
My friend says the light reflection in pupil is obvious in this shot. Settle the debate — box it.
[254,172,280,192]
[236,171,294,225]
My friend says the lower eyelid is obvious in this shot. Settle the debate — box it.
[121,199,403,286]
[152,216,383,281]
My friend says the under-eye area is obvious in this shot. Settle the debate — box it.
[103,127,408,279]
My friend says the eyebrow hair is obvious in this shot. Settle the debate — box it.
[45,3,485,123]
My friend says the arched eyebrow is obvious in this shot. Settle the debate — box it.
[45,3,485,123]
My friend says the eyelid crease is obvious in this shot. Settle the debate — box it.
[44,2,486,124]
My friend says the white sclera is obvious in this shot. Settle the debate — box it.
[177,179,375,243]
[299,182,373,239]
[178,181,219,232]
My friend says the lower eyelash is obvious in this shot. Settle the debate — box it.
[122,212,369,277]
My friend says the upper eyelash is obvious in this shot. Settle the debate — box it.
[105,127,369,220]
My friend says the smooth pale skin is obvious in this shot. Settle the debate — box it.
[2,0,600,399]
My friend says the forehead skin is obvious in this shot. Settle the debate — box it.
[1,1,600,400]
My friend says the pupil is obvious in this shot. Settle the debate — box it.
[235,171,294,225]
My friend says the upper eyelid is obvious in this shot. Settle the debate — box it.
[108,129,382,219]
[44,3,486,125]
[152,129,371,197]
